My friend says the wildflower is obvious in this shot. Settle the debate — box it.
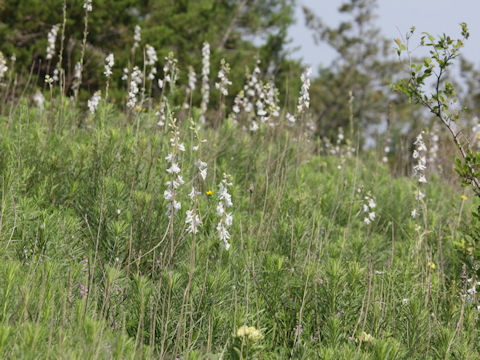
[429,128,439,166]
[83,0,92,12]
[411,208,418,219]
[358,332,374,343]
[286,112,296,127]
[145,45,157,80]
[414,190,425,201]
[126,66,142,108]
[72,61,82,92]
[195,160,207,180]
[402,298,409,305]
[87,91,101,114]
[132,25,141,52]
[362,195,376,225]
[46,24,60,60]
[216,174,233,250]
[297,67,312,113]
[383,140,391,163]
[121,67,129,81]
[52,68,60,82]
[412,131,428,218]
[33,91,45,110]
[161,52,179,89]
[206,190,213,196]
[236,326,263,343]
[428,262,436,269]
[187,66,196,94]
[185,209,202,234]
[199,42,210,124]
[0,52,7,81]
[164,129,185,216]
[215,58,232,96]
[104,53,114,78]
[461,195,468,201]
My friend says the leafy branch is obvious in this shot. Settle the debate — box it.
[393,23,480,194]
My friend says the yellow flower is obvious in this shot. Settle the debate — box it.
[358,332,374,343]
[461,195,468,201]
[477,133,480,140]
[236,325,263,343]
[248,327,264,343]
[428,262,436,269]
[135,105,140,110]
[237,325,249,337]
[206,190,213,196]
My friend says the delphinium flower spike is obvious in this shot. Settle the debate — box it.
[216,174,233,250]
[412,131,427,218]
[199,42,210,124]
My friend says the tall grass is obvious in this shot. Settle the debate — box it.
[0,94,478,358]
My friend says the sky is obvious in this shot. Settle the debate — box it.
[288,0,480,74]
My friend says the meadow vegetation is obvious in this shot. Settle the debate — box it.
[1,0,480,359]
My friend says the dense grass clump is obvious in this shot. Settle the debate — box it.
[0,99,479,359]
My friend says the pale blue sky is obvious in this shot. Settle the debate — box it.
[289,0,480,73]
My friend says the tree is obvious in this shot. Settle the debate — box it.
[303,0,420,143]
[0,0,299,105]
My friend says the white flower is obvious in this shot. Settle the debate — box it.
[104,53,114,78]
[33,91,45,110]
[286,112,296,126]
[83,0,92,12]
[215,59,232,96]
[132,25,141,51]
[87,91,101,114]
[411,208,418,218]
[145,45,157,66]
[146,45,157,80]
[199,42,210,123]
[297,67,312,113]
[225,213,233,226]
[0,52,7,81]
[362,195,376,225]
[217,222,231,242]
[418,175,427,183]
[187,66,196,93]
[163,189,173,200]
[216,203,225,217]
[46,24,60,60]
[185,209,202,234]
[173,200,181,211]
[126,66,142,108]
[415,190,425,201]
[216,175,233,250]
[166,162,181,174]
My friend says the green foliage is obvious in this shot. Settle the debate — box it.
[0,0,300,105]
[303,0,420,141]
[0,97,478,357]
[393,24,480,268]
